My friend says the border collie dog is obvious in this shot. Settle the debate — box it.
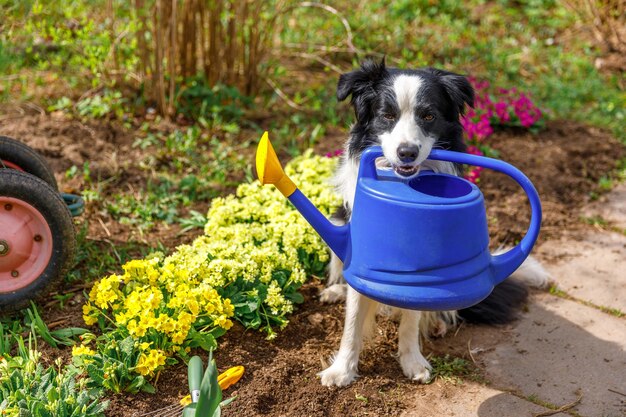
[318,59,548,387]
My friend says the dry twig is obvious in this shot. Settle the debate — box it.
[608,388,626,397]
[467,338,476,364]
[264,77,306,111]
[531,394,582,417]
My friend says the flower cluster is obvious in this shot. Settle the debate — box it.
[76,253,235,390]
[461,78,543,182]
[78,151,340,392]
[199,150,341,335]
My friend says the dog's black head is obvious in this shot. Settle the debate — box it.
[337,59,474,177]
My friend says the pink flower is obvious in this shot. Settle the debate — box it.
[465,166,484,183]
[462,77,542,182]
[494,101,510,122]
[325,149,344,158]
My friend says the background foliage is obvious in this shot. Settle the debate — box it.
[0,0,623,141]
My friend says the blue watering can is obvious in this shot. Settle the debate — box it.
[256,132,542,311]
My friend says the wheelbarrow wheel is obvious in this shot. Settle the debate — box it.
[0,136,58,190]
[0,170,76,309]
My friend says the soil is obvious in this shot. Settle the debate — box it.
[0,111,218,247]
[0,113,624,417]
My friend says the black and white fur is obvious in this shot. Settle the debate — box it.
[318,60,549,387]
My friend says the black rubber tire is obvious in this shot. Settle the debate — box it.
[0,136,58,190]
[0,170,76,310]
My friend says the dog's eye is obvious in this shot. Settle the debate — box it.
[382,113,396,121]
[423,114,435,121]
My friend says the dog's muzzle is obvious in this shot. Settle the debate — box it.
[375,157,421,178]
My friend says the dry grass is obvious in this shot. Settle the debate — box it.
[133,0,285,117]
[563,0,625,54]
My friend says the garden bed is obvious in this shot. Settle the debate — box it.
[1,113,623,416]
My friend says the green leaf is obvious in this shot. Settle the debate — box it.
[195,355,222,417]
[209,327,227,339]
[234,300,259,314]
[220,396,236,407]
[286,292,304,304]
[50,328,90,344]
[140,381,156,394]
[187,330,217,352]
[119,336,135,357]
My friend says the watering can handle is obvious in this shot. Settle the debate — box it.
[359,147,385,179]
[359,146,542,284]
[428,149,542,284]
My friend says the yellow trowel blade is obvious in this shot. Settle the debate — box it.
[256,131,297,196]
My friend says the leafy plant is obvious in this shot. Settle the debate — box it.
[76,251,234,393]
[106,174,215,232]
[189,351,221,417]
[0,319,24,357]
[76,90,128,119]
[182,352,236,417]
[176,79,252,124]
[48,96,73,112]
[105,126,253,233]
[179,210,208,233]
[65,222,158,286]
[24,303,89,348]
[72,333,161,394]
[0,335,108,416]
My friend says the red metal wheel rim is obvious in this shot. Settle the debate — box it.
[0,196,54,293]
[0,159,25,171]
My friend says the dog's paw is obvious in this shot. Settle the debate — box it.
[430,317,449,338]
[318,362,357,387]
[399,353,432,383]
[319,284,347,304]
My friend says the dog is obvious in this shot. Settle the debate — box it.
[318,59,549,387]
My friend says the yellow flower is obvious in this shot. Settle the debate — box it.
[72,344,95,357]
[82,303,99,326]
[214,315,233,330]
[135,349,167,376]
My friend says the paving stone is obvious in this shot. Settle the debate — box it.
[582,181,626,229]
[539,231,626,312]
[400,382,557,417]
[482,293,626,417]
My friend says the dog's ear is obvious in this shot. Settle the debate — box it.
[425,68,475,115]
[337,58,388,121]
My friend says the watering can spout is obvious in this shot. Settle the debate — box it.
[256,132,297,197]
[256,132,349,261]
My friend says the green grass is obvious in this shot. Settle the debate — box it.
[101,126,252,233]
[66,223,160,285]
[549,285,625,318]
[428,354,483,384]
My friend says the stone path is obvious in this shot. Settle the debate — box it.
[403,183,626,417]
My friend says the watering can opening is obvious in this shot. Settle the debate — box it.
[409,174,473,199]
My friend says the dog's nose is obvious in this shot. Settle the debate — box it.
[397,144,419,163]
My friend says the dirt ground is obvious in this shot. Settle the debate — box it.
[0,114,624,416]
